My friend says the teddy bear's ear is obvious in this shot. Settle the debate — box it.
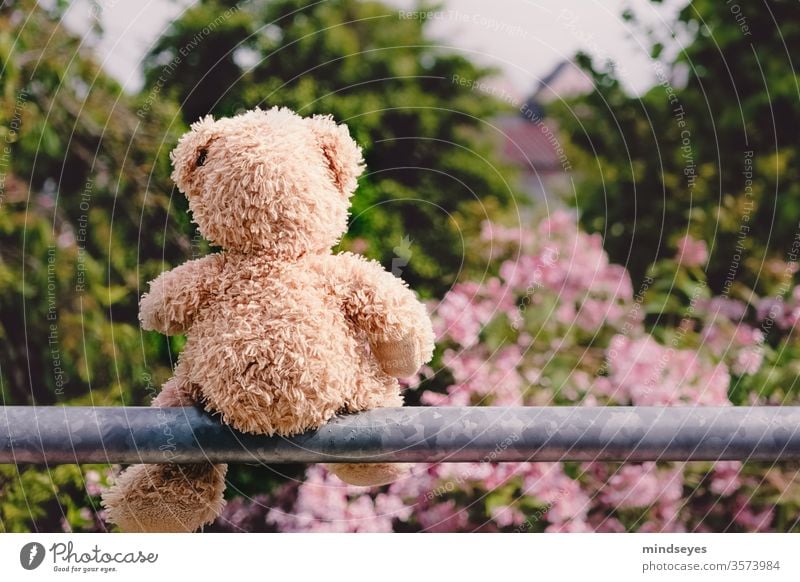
[308,115,364,196]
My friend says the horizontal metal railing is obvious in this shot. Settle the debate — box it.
[0,406,800,464]
[1,406,799,464]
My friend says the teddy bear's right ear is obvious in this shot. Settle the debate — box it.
[308,115,364,196]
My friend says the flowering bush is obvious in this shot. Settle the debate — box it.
[210,212,799,532]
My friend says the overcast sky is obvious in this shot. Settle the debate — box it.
[60,0,682,98]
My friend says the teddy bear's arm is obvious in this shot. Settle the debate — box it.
[139,254,223,335]
[328,253,435,377]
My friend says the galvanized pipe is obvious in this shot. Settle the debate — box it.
[1,406,799,464]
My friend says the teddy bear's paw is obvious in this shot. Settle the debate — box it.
[152,375,201,408]
[138,288,168,332]
[102,463,227,533]
[372,335,423,378]
[327,463,411,487]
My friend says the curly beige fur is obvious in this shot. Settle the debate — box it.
[102,107,435,532]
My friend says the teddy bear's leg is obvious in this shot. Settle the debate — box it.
[327,462,411,487]
[102,370,228,532]
[102,462,228,533]
[327,376,411,487]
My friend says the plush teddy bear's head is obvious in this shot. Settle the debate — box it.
[170,107,364,256]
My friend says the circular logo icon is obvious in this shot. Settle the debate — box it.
[20,542,46,570]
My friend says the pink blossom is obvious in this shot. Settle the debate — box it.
[435,279,517,347]
[490,505,525,528]
[545,519,592,532]
[434,285,485,348]
[537,209,578,239]
[733,325,764,348]
[266,466,393,532]
[756,298,791,328]
[710,461,742,496]
[602,463,663,508]
[698,297,748,320]
[733,347,764,376]
[417,500,469,532]
[348,237,369,254]
[84,470,102,496]
[604,335,731,405]
[480,220,534,249]
[733,498,774,532]
[522,465,589,525]
[676,235,708,267]
[590,516,626,532]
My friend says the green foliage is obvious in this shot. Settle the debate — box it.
[2,1,162,407]
[551,0,800,296]
[0,464,109,532]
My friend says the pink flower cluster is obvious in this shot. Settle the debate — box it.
[701,322,765,376]
[266,466,410,532]
[755,286,800,330]
[676,235,708,267]
[435,211,636,350]
[603,335,730,405]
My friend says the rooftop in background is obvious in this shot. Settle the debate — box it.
[492,60,593,202]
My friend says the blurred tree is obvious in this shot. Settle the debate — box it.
[0,0,187,408]
[551,0,800,301]
[143,0,520,297]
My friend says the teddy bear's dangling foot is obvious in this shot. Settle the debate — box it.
[102,462,227,532]
[327,463,411,487]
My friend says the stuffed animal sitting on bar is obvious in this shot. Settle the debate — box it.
[102,107,435,533]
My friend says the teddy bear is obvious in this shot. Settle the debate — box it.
[101,107,435,532]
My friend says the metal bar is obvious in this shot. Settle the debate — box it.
[1,406,799,464]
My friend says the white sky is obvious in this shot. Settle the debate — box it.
[60,0,683,98]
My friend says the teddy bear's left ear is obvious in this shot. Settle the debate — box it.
[308,115,364,196]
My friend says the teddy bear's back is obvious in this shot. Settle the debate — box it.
[178,252,397,436]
